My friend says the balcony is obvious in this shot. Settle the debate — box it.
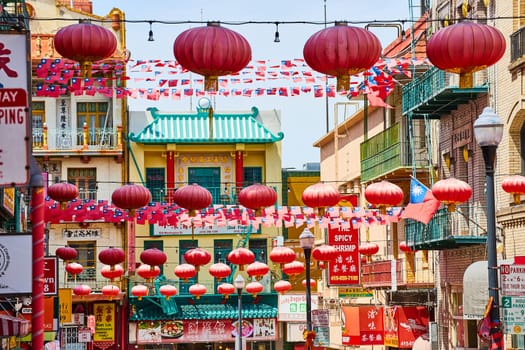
[404,205,487,250]
[360,123,428,182]
[361,256,434,289]
[32,124,123,158]
[402,67,488,119]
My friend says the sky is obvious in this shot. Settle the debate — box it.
[92,1,412,169]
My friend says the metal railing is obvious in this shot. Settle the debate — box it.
[32,126,122,151]
[361,256,434,288]
[511,26,525,62]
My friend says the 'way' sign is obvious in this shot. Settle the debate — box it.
[0,88,29,186]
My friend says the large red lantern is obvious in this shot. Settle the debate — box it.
[140,248,167,267]
[55,245,78,263]
[173,184,213,216]
[54,21,117,77]
[399,241,416,253]
[188,283,207,299]
[174,263,197,282]
[238,184,277,215]
[184,248,211,271]
[303,21,382,91]
[358,242,380,256]
[502,175,525,204]
[112,184,151,216]
[217,283,235,299]
[269,246,296,268]
[273,280,292,295]
[246,262,270,280]
[159,285,178,300]
[136,264,161,281]
[301,182,341,214]
[131,284,149,300]
[48,182,79,209]
[98,247,125,267]
[101,285,120,299]
[65,262,83,276]
[312,245,338,264]
[227,248,255,271]
[208,263,232,281]
[302,279,316,288]
[282,261,305,277]
[364,180,404,212]
[73,284,92,297]
[245,281,264,297]
[426,21,505,88]
[432,177,472,212]
[174,22,252,91]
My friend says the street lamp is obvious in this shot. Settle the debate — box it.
[473,106,504,348]
[299,228,315,350]
[234,274,245,350]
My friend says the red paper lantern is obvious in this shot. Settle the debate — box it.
[184,248,212,271]
[55,245,78,262]
[399,241,416,253]
[238,184,277,214]
[269,246,296,267]
[173,184,213,215]
[48,182,79,209]
[432,177,472,212]
[100,264,124,281]
[174,22,252,91]
[101,285,120,299]
[227,248,255,271]
[426,21,505,88]
[312,245,337,263]
[302,279,316,288]
[73,284,91,296]
[303,21,382,91]
[282,261,305,277]
[302,183,341,214]
[140,248,167,267]
[131,284,149,300]
[358,242,380,256]
[54,21,117,77]
[246,262,270,280]
[364,181,404,211]
[502,175,525,204]
[98,247,125,267]
[217,283,235,299]
[65,262,83,276]
[174,263,197,282]
[245,281,264,297]
[159,285,178,300]
[112,184,151,216]
[273,280,292,295]
[209,263,232,281]
[137,264,161,280]
[189,283,207,299]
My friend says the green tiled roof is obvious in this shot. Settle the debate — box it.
[129,107,284,144]
[130,295,278,321]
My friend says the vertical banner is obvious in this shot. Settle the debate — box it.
[58,288,72,324]
[384,306,428,349]
[342,306,384,346]
[93,303,115,341]
[327,226,360,286]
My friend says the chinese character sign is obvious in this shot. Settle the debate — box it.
[0,34,27,88]
[327,226,360,285]
[93,303,115,341]
[342,306,384,346]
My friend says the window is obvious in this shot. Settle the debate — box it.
[68,168,97,200]
[243,167,263,186]
[77,102,110,145]
[144,240,164,274]
[188,167,221,203]
[249,239,267,263]
[146,168,165,203]
[32,101,45,148]
[213,239,233,291]
[67,241,96,281]
[179,240,198,295]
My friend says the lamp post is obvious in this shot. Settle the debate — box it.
[473,106,504,348]
[234,274,245,350]
[299,228,315,350]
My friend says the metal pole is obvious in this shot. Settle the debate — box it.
[481,145,502,348]
[237,287,243,350]
[304,246,312,346]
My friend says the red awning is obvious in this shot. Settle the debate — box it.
[0,315,30,337]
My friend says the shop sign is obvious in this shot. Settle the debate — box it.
[327,226,360,286]
[342,305,384,346]
[278,294,318,322]
[93,303,115,341]
[502,296,525,334]
[383,306,428,349]
[137,318,277,344]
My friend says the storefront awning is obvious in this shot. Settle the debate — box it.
[0,315,30,337]
[463,261,488,320]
